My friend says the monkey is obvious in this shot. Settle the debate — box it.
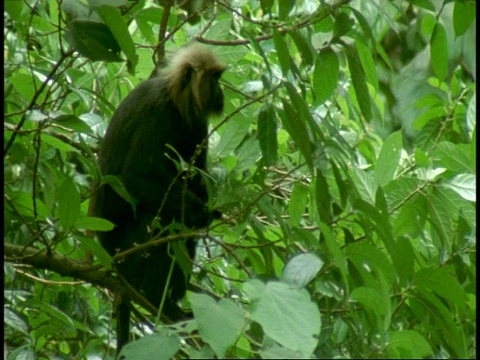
[90,43,225,354]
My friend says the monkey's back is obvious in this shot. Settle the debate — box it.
[92,77,211,312]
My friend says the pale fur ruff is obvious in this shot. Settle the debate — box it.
[160,44,226,119]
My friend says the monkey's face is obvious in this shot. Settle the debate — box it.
[200,70,224,116]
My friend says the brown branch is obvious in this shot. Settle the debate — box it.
[4,243,157,316]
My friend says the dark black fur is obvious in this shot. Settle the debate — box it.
[91,47,224,354]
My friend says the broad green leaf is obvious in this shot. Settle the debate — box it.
[280,99,313,170]
[346,242,397,287]
[314,47,339,105]
[319,222,349,293]
[386,330,433,358]
[285,82,324,142]
[392,194,427,237]
[289,29,315,66]
[349,286,388,329]
[420,13,437,39]
[66,19,122,62]
[375,131,403,186]
[414,267,466,313]
[288,182,309,227]
[433,142,473,172]
[53,114,93,134]
[346,47,372,121]
[391,238,414,287]
[215,113,251,156]
[430,23,448,82]
[441,174,475,202]
[282,253,324,288]
[57,178,80,230]
[74,234,112,268]
[191,293,245,358]
[257,104,278,166]
[333,317,349,344]
[410,0,435,11]
[98,5,139,71]
[333,12,353,39]
[315,170,332,224]
[278,0,295,20]
[453,1,476,37]
[415,289,468,358]
[356,39,379,91]
[7,191,50,219]
[42,134,78,152]
[102,175,137,214]
[76,215,114,231]
[383,177,420,209]
[412,105,447,129]
[248,281,321,357]
[119,333,181,360]
[273,30,291,76]
[350,8,375,46]
[426,191,454,252]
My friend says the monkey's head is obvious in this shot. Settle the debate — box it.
[162,44,226,124]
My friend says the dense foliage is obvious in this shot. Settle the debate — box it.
[4,0,476,359]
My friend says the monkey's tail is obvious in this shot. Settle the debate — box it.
[115,298,130,356]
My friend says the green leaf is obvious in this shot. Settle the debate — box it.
[42,134,78,152]
[430,23,448,82]
[441,174,476,202]
[102,175,137,213]
[280,99,313,170]
[289,29,315,66]
[76,215,114,231]
[349,286,388,328]
[433,142,473,172]
[333,12,353,39]
[74,234,113,269]
[414,289,468,357]
[191,294,245,358]
[453,1,476,37]
[425,191,453,251]
[386,330,433,358]
[97,5,139,71]
[414,267,466,313]
[7,191,50,219]
[257,104,278,166]
[391,239,415,287]
[66,19,123,62]
[53,114,93,134]
[375,131,403,186]
[278,0,295,20]
[346,242,397,287]
[346,47,372,121]
[248,281,321,357]
[315,170,332,224]
[392,194,427,237]
[314,47,339,105]
[119,332,181,360]
[319,222,349,293]
[288,182,309,227]
[356,39,379,91]
[57,178,80,230]
[413,105,447,129]
[281,253,324,288]
[285,82,324,142]
[273,30,291,76]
